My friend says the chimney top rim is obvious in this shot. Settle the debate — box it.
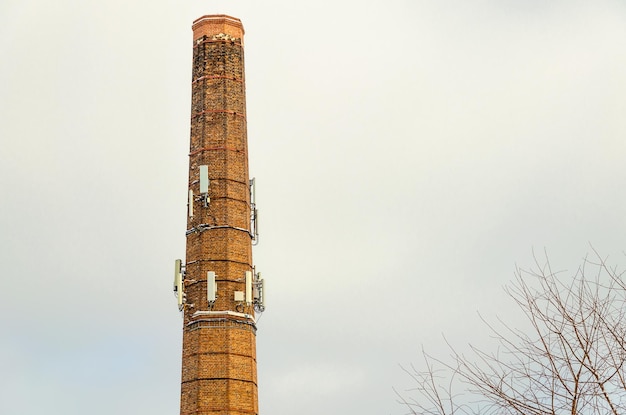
[193,14,243,25]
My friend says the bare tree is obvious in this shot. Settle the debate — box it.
[398,250,626,415]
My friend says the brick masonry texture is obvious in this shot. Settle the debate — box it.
[180,15,258,415]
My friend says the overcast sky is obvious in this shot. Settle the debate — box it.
[2,1,626,414]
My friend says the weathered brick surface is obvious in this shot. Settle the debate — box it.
[191,15,246,46]
[180,15,258,415]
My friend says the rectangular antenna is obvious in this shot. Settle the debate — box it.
[245,271,252,304]
[188,189,194,217]
[255,272,262,302]
[174,259,182,292]
[199,165,209,193]
[249,178,256,204]
[178,282,184,308]
[253,275,259,300]
[207,271,216,303]
[174,259,184,309]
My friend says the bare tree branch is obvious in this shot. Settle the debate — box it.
[399,250,626,415]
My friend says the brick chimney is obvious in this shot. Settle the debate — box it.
[177,15,261,415]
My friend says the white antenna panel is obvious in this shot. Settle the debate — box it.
[207,271,216,303]
[174,259,184,309]
[199,165,209,193]
[249,178,256,203]
[234,291,245,302]
[177,283,184,308]
[174,259,182,292]
[188,189,194,217]
[245,271,252,304]
[253,277,259,300]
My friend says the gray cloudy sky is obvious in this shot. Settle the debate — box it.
[2,1,626,414]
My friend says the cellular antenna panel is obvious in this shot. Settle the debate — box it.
[199,165,209,194]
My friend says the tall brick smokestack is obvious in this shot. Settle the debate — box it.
[176,15,261,415]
